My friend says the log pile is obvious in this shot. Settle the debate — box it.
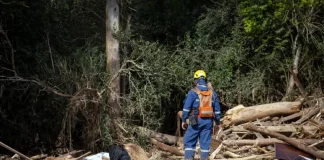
[147,101,324,160]
[1,101,324,160]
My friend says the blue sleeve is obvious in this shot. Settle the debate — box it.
[182,90,195,122]
[213,91,221,125]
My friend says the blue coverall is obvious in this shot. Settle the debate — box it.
[182,79,221,160]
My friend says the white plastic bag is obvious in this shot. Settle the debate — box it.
[83,152,110,160]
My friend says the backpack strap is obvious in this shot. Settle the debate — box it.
[191,87,200,95]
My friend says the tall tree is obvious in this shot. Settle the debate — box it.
[106,0,120,115]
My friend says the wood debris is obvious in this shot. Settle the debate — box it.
[147,101,324,160]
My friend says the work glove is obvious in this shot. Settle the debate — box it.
[181,122,188,130]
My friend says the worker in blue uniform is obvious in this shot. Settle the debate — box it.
[182,70,222,160]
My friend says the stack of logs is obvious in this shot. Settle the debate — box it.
[144,100,324,160]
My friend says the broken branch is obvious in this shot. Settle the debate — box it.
[244,124,324,159]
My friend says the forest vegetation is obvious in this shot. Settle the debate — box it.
[1,0,324,155]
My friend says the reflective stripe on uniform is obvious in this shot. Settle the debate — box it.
[185,148,195,151]
[201,111,213,114]
[201,149,209,152]
[215,111,221,114]
[183,109,190,112]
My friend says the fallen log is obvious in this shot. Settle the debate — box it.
[150,138,184,156]
[223,151,240,158]
[30,154,47,160]
[230,125,317,134]
[222,138,318,146]
[294,107,321,124]
[75,152,91,160]
[231,125,297,133]
[137,126,182,144]
[244,124,324,159]
[0,141,32,160]
[221,102,301,127]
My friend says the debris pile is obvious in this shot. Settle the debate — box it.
[144,100,324,160]
[1,100,324,160]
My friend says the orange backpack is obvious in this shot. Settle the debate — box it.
[192,87,214,118]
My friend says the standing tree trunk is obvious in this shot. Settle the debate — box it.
[106,0,120,115]
[283,34,301,101]
[106,0,121,141]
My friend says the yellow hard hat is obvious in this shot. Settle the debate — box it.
[194,70,206,79]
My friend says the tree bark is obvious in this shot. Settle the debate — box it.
[244,124,324,159]
[221,102,301,127]
[106,0,120,115]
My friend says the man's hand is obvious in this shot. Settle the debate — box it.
[181,122,188,130]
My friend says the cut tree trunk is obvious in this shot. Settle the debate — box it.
[137,127,182,145]
[244,124,324,159]
[221,102,301,127]
[150,138,184,156]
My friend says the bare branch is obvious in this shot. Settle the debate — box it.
[0,25,16,76]
[0,76,72,98]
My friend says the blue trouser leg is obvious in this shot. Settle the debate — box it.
[183,118,213,159]
[183,124,199,159]
[199,118,213,160]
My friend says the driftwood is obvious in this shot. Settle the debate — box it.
[244,124,324,159]
[294,107,321,124]
[59,150,84,157]
[222,138,318,146]
[30,154,48,160]
[224,146,254,153]
[280,112,303,122]
[230,125,317,133]
[221,102,301,127]
[124,143,149,160]
[215,154,274,160]
[223,151,240,158]
[137,126,182,144]
[75,152,91,160]
[150,138,184,156]
[0,141,32,160]
[209,143,223,160]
